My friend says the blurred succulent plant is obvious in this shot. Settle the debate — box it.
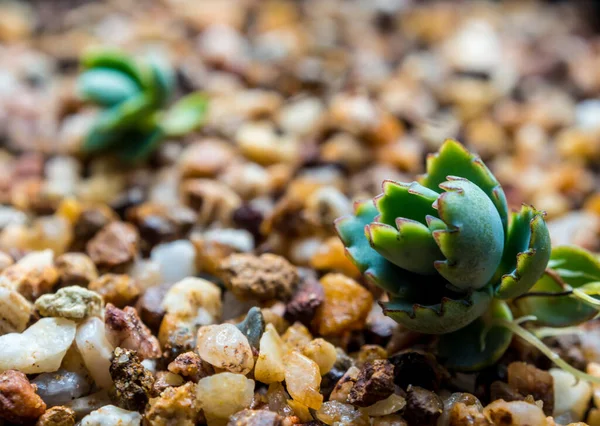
[335,140,600,374]
[77,49,208,162]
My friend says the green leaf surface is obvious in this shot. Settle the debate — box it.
[381,285,493,334]
[438,299,513,371]
[335,200,423,296]
[146,55,175,106]
[117,127,165,163]
[420,139,508,232]
[366,219,441,275]
[77,68,141,106]
[160,93,209,136]
[433,177,505,290]
[81,49,147,89]
[374,181,439,227]
[494,205,551,299]
[83,93,153,153]
[515,245,600,327]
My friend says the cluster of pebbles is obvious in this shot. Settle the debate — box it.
[0,0,600,425]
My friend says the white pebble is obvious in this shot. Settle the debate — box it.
[278,97,324,136]
[150,240,197,284]
[203,228,254,252]
[255,323,285,384]
[162,277,222,323]
[0,317,76,374]
[127,259,162,291]
[196,323,254,374]
[551,368,593,422]
[80,405,142,426]
[196,372,255,422]
[17,248,54,268]
[75,317,114,389]
[32,369,91,407]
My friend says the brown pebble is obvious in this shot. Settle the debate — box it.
[178,138,236,178]
[314,273,373,336]
[168,351,214,382]
[218,253,299,301]
[0,251,14,273]
[72,205,117,251]
[145,382,201,426]
[55,252,98,287]
[135,282,172,333]
[109,347,155,412]
[507,362,554,416]
[403,386,443,426]
[105,303,161,360]
[89,274,140,308]
[448,402,488,426]
[0,370,46,424]
[35,406,76,426]
[284,275,324,328]
[227,409,284,426]
[126,202,196,255]
[348,359,395,407]
[86,221,139,271]
[1,262,59,301]
[388,350,446,391]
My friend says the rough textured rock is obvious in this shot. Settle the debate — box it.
[218,253,299,301]
[403,386,443,426]
[348,359,395,407]
[104,304,161,360]
[35,406,76,426]
[109,348,155,412]
[86,222,139,271]
[0,370,46,424]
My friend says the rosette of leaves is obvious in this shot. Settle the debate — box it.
[77,49,208,162]
[335,139,552,369]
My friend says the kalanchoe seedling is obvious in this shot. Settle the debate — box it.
[335,139,600,379]
[77,49,208,162]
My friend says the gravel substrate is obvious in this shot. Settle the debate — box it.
[1,0,600,425]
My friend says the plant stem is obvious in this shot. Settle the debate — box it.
[570,289,600,310]
[486,318,600,384]
[534,326,584,339]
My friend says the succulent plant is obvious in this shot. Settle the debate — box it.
[77,49,208,162]
[335,139,555,369]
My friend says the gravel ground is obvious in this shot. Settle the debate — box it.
[0,0,600,425]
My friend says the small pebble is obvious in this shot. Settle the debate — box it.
[196,323,255,375]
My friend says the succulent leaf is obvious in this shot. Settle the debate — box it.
[515,245,600,327]
[433,177,504,290]
[81,49,147,89]
[374,181,438,227]
[78,49,207,162]
[335,200,422,296]
[420,139,508,232]
[83,93,153,154]
[146,56,175,107]
[382,287,492,334]
[494,205,551,299]
[438,299,513,371]
[117,127,166,163]
[77,68,141,107]
[160,93,209,137]
[366,219,442,275]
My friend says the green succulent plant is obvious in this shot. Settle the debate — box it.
[77,49,208,162]
[335,139,600,376]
